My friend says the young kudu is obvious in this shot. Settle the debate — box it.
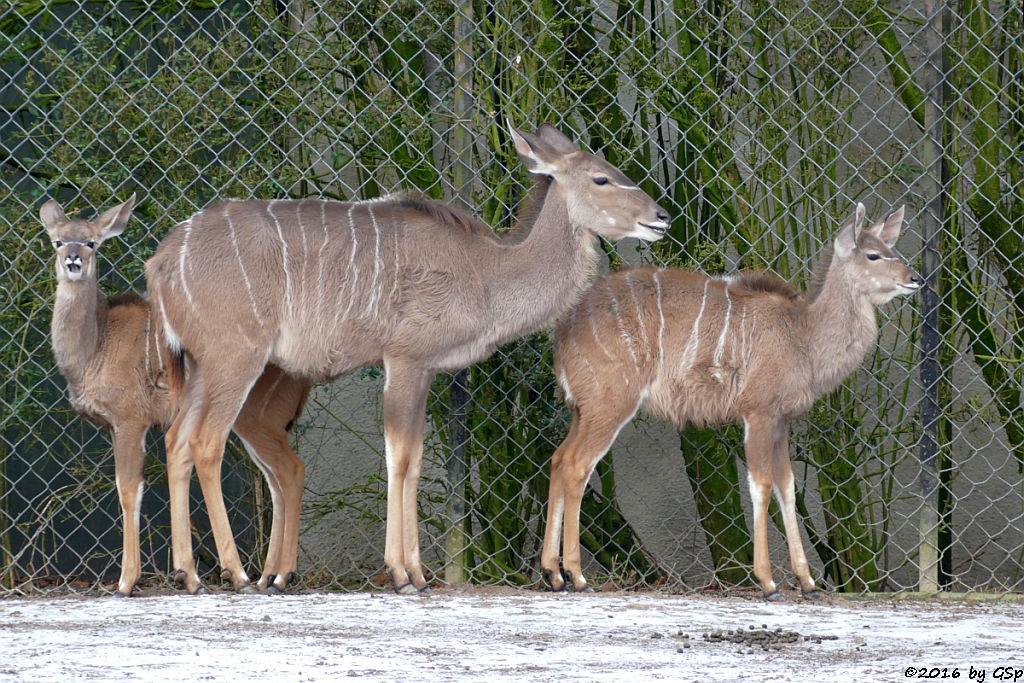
[42,195,310,595]
[144,123,670,594]
[543,203,921,599]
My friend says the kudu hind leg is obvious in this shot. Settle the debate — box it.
[234,421,306,592]
[234,368,308,592]
[382,363,432,593]
[771,430,818,598]
[188,368,267,592]
[165,405,202,593]
[236,433,286,592]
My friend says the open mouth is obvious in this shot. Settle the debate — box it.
[638,221,669,235]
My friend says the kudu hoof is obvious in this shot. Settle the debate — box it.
[542,569,567,592]
[236,583,258,595]
[802,588,823,601]
[188,583,211,596]
[265,572,298,595]
[112,589,132,599]
[562,570,592,593]
[170,569,188,586]
[394,582,421,596]
[764,590,786,602]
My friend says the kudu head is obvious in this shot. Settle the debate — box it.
[833,203,922,305]
[40,194,136,284]
[507,122,670,242]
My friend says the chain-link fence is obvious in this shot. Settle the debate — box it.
[1,0,1021,596]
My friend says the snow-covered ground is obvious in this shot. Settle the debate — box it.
[1,587,1021,681]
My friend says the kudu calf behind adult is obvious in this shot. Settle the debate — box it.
[145,123,670,594]
[41,195,310,595]
[543,203,921,599]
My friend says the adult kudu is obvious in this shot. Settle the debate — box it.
[41,195,310,596]
[145,123,671,594]
[542,203,921,599]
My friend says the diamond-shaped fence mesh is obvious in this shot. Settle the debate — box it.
[1,0,1021,596]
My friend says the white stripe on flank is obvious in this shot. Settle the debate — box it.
[177,218,194,305]
[713,283,732,366]
[158,296,183,354]
[606,281,639,374]
[316,201,329,336]
[681,278,711,371]
[144,306,152,377]
[653,269,666,376]
[625,272,651,362]
[365,204,382,316]
[153,317,164,375]
[267,200,293,314]
[334,204,360,329]
[296,201,309,309]
[389,230,401,307]
[587,297,615,362]
[227,203,264,327]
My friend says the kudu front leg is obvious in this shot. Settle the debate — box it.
[540,416,581,591]
[771,430,820,600]
[381,363,432,594]
[111,425,148,597]
[556,412,627,593]
[743,415,783,601]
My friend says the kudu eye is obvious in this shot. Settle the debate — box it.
[54,240,63,248]
[593,176,609,186]
[86,241,95,249]
[866,253,881,261]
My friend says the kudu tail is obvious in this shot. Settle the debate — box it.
[165,344,187,397]
[286,385,312,432]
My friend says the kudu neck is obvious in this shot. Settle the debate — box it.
[52,276,106,384]
[484,179,598,339]
[803,256,879,394]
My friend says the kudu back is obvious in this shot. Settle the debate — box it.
[40,195,310,596]
[543,203,921,598]
[145,123,670,594]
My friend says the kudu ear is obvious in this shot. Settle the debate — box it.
[865,205,904,247]
[507,121,562,176]
[535,123,580,155]
[93,193,136,242]
[39,199,67,237]
[834,202,866,258]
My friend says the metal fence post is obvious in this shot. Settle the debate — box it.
[917,0,948,593]
[444,0,475,584]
